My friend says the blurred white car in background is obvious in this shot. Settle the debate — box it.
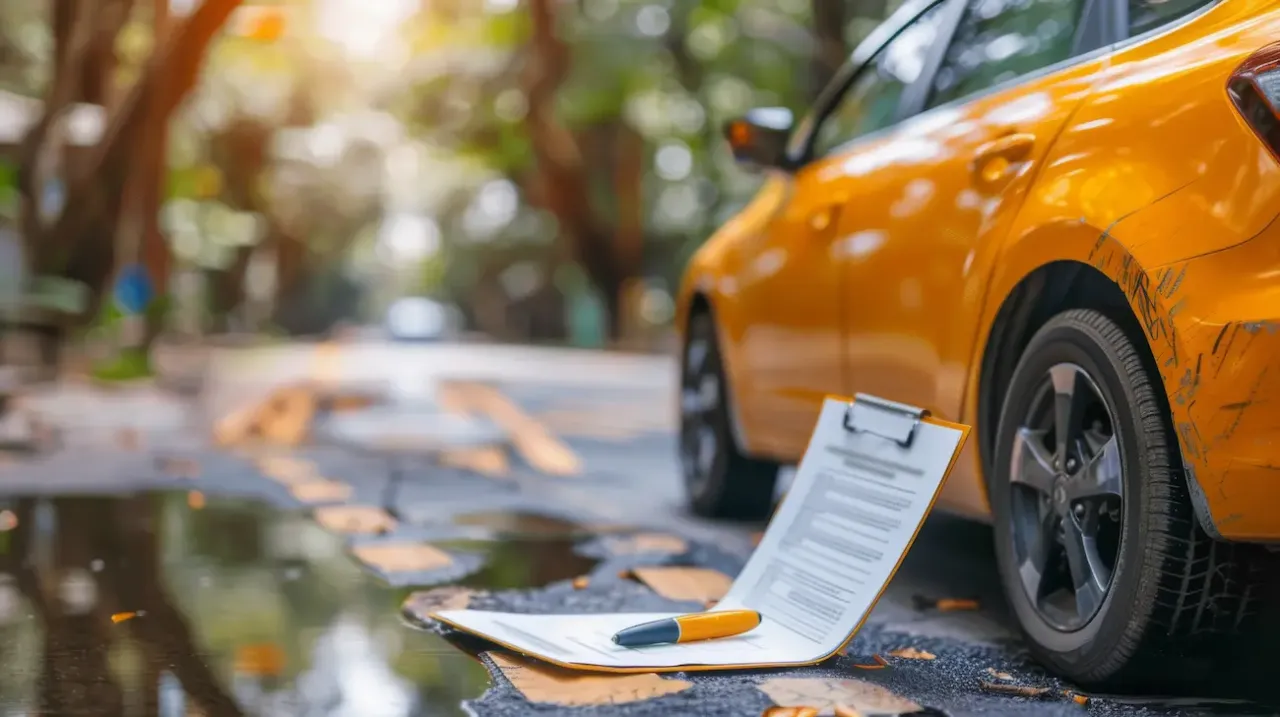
[384,297,451,342]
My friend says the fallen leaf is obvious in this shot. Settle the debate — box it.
[257,386,317,445]
[187,491,205,510]
[758,678,920,714]
[402,586,475,616]
[111,611,144,623]
[313,505,397,535]
[235,643,285,677]
[833,706,862,717]
[488,652,691,706]
[257,456,318,485]
[984,668,1014,681]
[352,542,452,573]
[888,647,935,660]
[289,480,353,504]
[604,533,688,556]
[572,576,590,590]
[911,595,980,612]
[628,566,732,603]
[979,681,1051,698]
[851,654,889,670]
[1064,691,1089,705]
[762,708,820,717]
[215,384,317,447]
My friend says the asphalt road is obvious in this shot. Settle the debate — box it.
[0,339,1274,717]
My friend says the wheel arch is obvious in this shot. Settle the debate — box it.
[975,258,1216,536]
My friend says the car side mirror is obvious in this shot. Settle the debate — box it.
[724,107,794,171]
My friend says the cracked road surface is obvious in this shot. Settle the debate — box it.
[0,341,1274,716]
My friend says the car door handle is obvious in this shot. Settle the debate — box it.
[972,133,1036,187]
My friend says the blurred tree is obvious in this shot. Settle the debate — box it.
[14,0,243,361]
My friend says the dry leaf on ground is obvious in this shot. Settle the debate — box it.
[187,491,205,509]
[758,677,921,714]
[851,654,889,670]
[403,586,475,616]
[604,533,688,556]
[572,576,590,590]
[984,668,1014,681]
[911,595,980,612]
[628,566,732,603]
[313,505,397,534]
[353,542,452,573]
[1064,691,1089,705]
[888,647,936,660]
[111,611,144,623]
[979,681,1051,698]
[290,480,354,504]
[488,652,691,706]
[762,707,820,717]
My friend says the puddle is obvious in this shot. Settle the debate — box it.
[0,493,490,716]
[438,537,596,591]
[451,510,585,537]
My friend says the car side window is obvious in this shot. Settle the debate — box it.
[926,0,1088,110]
[811,3,949,158]
[1128,0,1214,37]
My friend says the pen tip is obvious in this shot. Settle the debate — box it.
[611,635,620,644]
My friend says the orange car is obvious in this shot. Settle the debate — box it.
[676,0,1280,687]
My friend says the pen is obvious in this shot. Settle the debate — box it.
[611,609,762,647]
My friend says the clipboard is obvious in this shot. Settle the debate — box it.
[431,393,971,674]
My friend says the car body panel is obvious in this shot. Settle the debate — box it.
[677,0,1280,541]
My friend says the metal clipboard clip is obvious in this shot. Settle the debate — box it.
[842,393,930,449]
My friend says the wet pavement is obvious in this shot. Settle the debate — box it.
[1,341,1278,716]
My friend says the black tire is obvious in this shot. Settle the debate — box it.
[680,309,778,520]
[990,308,1271,688]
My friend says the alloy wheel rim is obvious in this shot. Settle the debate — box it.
[1009,362,1124,631]
[680,334,718,494]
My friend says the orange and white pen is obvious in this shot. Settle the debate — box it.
[611,609,762,647]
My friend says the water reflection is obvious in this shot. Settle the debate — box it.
[0,494,491,716]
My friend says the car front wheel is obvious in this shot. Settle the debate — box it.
[991,308,1271,688]
[680,310,778,520]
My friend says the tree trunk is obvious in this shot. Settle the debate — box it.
[18,0,245,325]
[810,0,848,101]
[522,0,632,341]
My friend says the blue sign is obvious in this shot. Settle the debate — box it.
[114,264,153,315]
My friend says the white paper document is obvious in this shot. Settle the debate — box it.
[434,396,967,671]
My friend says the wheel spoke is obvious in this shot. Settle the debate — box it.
[1062,510,1110,620]
[696,426,717,474]
[1010,427,1056,497]
[1018,509,1058,602]
[1069,436,1122,502]
[1049,364,1088,465]
[686,339,708,374]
